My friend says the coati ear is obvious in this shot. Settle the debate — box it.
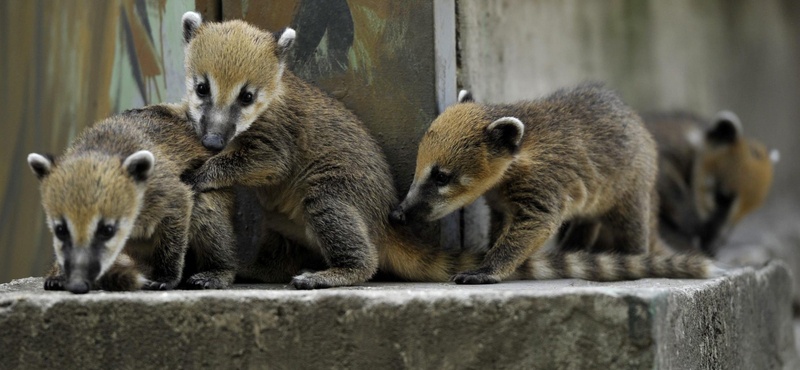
[27,153,53,179]
[707,110,742,144]
[770,149,780,164]
[272,27,296,60]
[458,90,474,103]
[123,150,155,182]
[182,11,202,44]
[486,117,525,154]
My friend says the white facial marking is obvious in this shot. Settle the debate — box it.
[770,149,780,163]
[686,127,703,148]
[233,72,285,136]
[208,75,220,103]
[98,217,136,277]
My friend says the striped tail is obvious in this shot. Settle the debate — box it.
[378,225,484,282]
[516,250,725,281]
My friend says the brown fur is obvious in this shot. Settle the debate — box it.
[180,14,484,288]
[643,111,776,255]
[33,104,237,292]
[397,85,721,284]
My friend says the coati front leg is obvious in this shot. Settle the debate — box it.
[182,130,294,193]
[184,190,237,289]
[43,262,65,291]
[291,194,379,289]
[142,215,190,290]
[454,194,562,284]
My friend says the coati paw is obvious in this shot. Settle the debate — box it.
[44,276,66,291]
[290,272,333,290]
[185,273,229,290]
[451,269,500,285]
[142,280,178,291]
[180,170,213,193]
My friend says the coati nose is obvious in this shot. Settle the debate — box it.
[202,134,225,152]
[66,280,90,294]
[389,208,407,225]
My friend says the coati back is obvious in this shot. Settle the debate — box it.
[644,111,778,256]
[28,104,237,293]
[179,13,483,289]
[393,86,722,284]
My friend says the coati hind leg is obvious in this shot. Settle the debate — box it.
[291,197,379,289]
[237,230,327,283]
[184,190,237,289]
[557,220,601,252]
[598,191,651,255]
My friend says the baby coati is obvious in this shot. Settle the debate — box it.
[28,104,237,293]
[179,12,480,289]
[644,110,778,256]
[392,86,722,284]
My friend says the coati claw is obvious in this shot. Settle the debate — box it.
[290,273,333,290]
[142,280,175,291]
[44,276,66,291]
[452,270,500,285]
[185,274,228,290]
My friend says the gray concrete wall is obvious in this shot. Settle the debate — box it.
[457,0,800,257]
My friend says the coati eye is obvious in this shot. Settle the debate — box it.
[54,224,69,241]
[196,83,210,97]
[432,170,452,187]
[238,91,254,106]
[96,223,116,240]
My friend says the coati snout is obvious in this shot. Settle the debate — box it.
[202,133,226,152]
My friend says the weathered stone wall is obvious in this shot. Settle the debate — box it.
[0,263,796,370]
[457,0,800,279]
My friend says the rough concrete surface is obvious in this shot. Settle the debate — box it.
[0,262,796,370]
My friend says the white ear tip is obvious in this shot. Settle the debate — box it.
[488,116,524,130]
[770,149,780,163]
[458,90,468,101]
[123,150,155,171]
[27,153,48,166]
[714,110,742,131]
[279,28,296,47]
[27,153,52,177]
[182,11,202,24]
[132,150,155,163]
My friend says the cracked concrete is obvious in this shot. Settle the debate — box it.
[0,261,796,370]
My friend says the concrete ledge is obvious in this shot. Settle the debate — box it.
[0,262,796,370]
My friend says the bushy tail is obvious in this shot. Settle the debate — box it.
[378,226,484,282]
[515,249,724,281]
